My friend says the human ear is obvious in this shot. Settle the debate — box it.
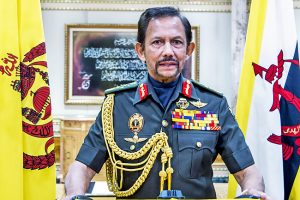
[135,42,146,62]
[186,42,195,57]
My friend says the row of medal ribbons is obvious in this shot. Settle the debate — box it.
[172,109,221,130]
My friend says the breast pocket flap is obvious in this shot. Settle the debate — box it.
[178,132,216,152]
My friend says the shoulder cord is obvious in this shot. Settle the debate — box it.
[102,94,174,197]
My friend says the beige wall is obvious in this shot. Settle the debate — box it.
[42,1,300,117]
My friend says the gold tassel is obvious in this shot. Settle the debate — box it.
[159,152,167,191]
[165,147,174,190]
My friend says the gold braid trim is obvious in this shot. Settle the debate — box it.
[102,94,172,197]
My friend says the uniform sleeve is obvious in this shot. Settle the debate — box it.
[217,97,254,174]
[75,111,108,173]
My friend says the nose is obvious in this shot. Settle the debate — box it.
[162,42,175,57]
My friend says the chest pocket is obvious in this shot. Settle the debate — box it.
[177,131,217,179]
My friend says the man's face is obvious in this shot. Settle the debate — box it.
[135,16,195,83]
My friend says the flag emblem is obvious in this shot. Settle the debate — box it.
[252,50,300,112]
[8,42,55,170]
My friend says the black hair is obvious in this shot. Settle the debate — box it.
[137,7,192,48]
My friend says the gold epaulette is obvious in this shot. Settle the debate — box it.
[191,79,223,97]
[104,81,138,95]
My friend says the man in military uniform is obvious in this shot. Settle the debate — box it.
[65,7,270,199]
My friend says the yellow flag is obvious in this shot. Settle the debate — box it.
[228,0,300,199]
[0,0,56,199]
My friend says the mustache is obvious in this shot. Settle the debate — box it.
[157,57,179,65]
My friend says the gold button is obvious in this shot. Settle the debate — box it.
[162,120,168,127]
[196,142,202,148]
[130,145,135,151]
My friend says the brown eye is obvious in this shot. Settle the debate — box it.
[171,40,184,48]
[152,40,164,48]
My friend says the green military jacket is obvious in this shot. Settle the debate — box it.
[76,74,254,199]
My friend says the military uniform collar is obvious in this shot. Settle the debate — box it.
[133,74,155,105]
[176,75,199,101]
[181,78,193,98]
[133,74,198,105]
[133,74,150,104]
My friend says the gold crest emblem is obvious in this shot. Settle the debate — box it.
[176,98,189,109]
[128,113,144,132]
[190,99,208,108]
[125,113,147,144]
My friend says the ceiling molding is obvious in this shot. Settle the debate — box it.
[41,0,232,12]
[41,0,300,12]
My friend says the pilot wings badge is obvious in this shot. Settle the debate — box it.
[125,113,147,144]
[190,99,207,108]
